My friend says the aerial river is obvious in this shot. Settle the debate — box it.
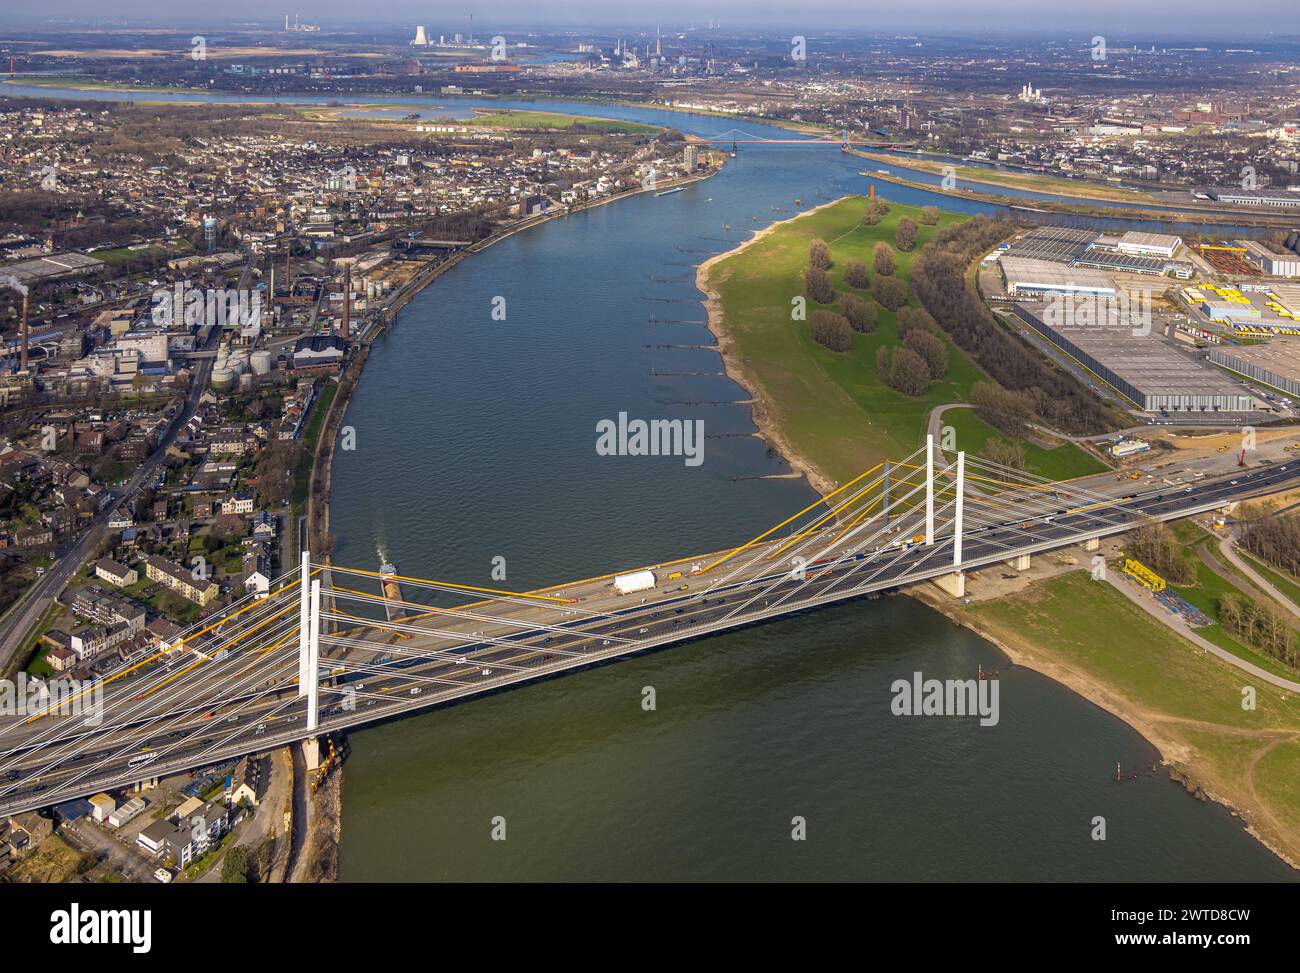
[9,82,1293,879]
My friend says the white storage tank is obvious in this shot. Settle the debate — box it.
[211,367,235,392]
[250,349,273,375]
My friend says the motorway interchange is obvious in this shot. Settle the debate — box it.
[3,442,1299,816]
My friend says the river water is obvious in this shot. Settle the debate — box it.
[323,105,1291,881]
[9,81,1292,879]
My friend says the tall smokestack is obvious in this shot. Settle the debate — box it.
[342,265,351,339]
[20,291,28,372]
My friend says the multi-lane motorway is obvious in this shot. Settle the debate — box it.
[3,453,1299,816]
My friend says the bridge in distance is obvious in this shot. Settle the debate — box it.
[687,127,917,147]
[1,438,1295,816]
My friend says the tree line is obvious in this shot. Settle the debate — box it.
[910,217,1123,436]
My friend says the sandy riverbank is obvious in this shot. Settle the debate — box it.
[695,198,844,498]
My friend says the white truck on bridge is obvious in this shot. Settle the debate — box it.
[613,570,657,596]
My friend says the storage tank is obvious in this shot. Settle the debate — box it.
[239,372,253,391]
[250,350,273,375]
[613,570,657,596]
[211,367,235,392]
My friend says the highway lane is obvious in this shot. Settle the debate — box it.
[2,456,1299,815]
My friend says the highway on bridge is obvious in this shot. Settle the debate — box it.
[2,445,1298,816]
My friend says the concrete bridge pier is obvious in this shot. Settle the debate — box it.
[1084,537,1100,552]
[932,572,966,598]
[1009,553,1031,571]
[303,738,321,772]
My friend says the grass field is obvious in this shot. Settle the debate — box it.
[465,110,657,135]
[706,195,1098,488]
[292,381,337,512]
[940,408,1107,482]
[961,570,1300,865]
[1238,548,1300,612]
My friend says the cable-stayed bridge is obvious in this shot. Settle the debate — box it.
[2,437,1297,816]
[690,127,915,147]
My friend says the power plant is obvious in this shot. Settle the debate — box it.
[412,26,428,46]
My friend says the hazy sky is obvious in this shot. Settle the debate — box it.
[2,1,1296,37]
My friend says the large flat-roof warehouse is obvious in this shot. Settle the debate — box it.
[1205,342,1300,399]
[1012,304,1253,412]
[0,251,105,288]
[1000,257,1117,297]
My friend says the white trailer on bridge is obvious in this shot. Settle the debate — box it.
[613,570,657,596]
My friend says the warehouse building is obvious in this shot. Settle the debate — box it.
[1073,248,1168,276]
[1206,342,1300,399]
[1200,300,1262,324]
[1116,231,1182,259]
[1208,188,1300,208]
[1000,258,1116,297]
[1012,304,1253,412]
[1004,226,1099,263]
[0,251,105,288]
[1237,240,1300,278]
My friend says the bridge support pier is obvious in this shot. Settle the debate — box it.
[932,572,966,598]
[303,738,321,772]
[1009,553,1031,572]
[1084,537,1100,552]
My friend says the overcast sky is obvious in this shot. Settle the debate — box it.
[1,1,1295,37]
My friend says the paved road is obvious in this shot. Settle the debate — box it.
[3,454,1300,815]
[1216,536,1300,624]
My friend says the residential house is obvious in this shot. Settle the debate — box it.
[93,558,138,588]
[142,554,219,607]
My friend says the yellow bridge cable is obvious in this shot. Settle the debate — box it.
[700,462,884,574]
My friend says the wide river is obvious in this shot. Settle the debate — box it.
[10,82,1288,879]
[322,102,1292,881]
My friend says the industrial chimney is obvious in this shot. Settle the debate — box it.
[341,265,351,339]
[19,290,28,372]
